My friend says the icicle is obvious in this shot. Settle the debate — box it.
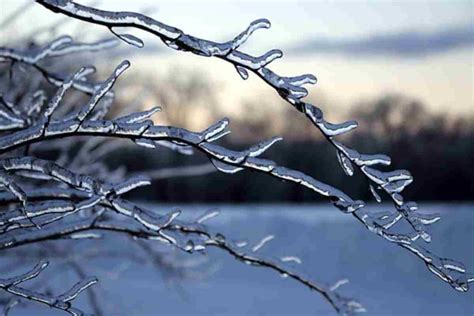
[227,49,283,69]
[230,18,271,50]
[304,103,323,123]
[44,67,92,120]
[134,138,156,148]
[286,74,317,86]
[280,256,302,264]
[235,240,248,248]
[246,136,282,157]
[334,141,391,167]
[194,244,206,252]
[201,118,229,142]
[77,60,130,121]
[56,277,98,303]
[381,213,403,230]
[252,235,274,252]
[184,240,194,252]
[111,29,145,48]
[235,65,249,80]
[415,213,441,225]
[330,278,349,291]
[362,166,412,187]
[196,209,220,224]
[161,210,181,228]
[370,185,382,202]
[211,159,243,174]
[318,119,358,137]
[337,152,354,176]
[405,202,418,212]
[382,178,413,194]
[115,106,161,124]
[215,233,226,243]
[114,176,151,195]
[391,193,404,206]
[441,258,466,273]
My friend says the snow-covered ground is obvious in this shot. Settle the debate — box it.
[10,203,474,315]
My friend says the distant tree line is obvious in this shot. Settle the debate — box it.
[109,94,473,202]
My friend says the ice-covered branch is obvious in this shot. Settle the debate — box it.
[0,102,363,313]
[32,0,474,294]
[0,36,117,95]
[0,2,471,314]
[0,36,117,65]
[30,0,422,223]
[0,213,364,315]
[0,115,361,312]
[0,260,97,315]
[0,113,357,214]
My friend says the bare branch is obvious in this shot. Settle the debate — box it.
[0,261,96,316]
[30,0,473,293]
[0,1,470,315]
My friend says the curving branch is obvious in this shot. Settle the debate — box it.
[1,59,471,304]
[0,56,364,311]
[32,0,473,294]
[31,1,420,233]
[0,212,364,314]
[0,260,97,316]
[0,1,472,315]
[0,36,118,95]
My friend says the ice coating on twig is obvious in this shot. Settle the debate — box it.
[0,1,469,313]
[252,235,274,252]
[110,28,145,48]
[369,185,382,203]
[115,106,161,124]
[196,209,220,224]
[280,256,302,264]
[337,152,354,176]
[35,0,449,263]
[0,260,97,315]
[31,2,418,228]
[330,278,349,292]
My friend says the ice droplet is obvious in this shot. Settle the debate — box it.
[215,233,226,243]
[184,240,194,252]
[235,65,249,80]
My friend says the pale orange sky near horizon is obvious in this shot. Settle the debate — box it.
[124,47,473,121]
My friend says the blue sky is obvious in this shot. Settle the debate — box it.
[1,0,473,117]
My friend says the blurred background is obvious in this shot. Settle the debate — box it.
[1,0,472,203]
[1,1,473,316]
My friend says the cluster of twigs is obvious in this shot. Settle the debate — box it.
[0,0,471,315]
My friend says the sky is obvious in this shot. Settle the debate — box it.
[1,0,473,118]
